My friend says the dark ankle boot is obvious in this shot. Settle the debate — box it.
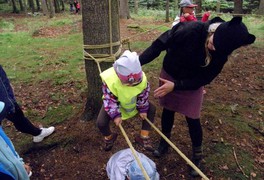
[189,146,203,177]
[153,133,170,158]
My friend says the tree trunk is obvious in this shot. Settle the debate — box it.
[28,0,35,13]
[41,0,48,15]
[60,0,65,11]
[195,0,202,14]
[81,0,121,121]
[54,0,60,13]
[216,0,220,13]
[36,0,40,11]
[48,0,55,18]
[234,0,243,14]
[119,0,130,19]
[18,0,25,12]
[257,0,264,15]
[134,0,138,14]
[11,0,19,13]
[165,0,169,22]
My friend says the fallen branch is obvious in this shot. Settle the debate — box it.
[248,123,264,136]
[232,147,249,178]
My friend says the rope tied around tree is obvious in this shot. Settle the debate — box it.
[83,41,122,73]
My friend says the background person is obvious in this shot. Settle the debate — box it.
[172,0,210,26]
[0,65,55,143]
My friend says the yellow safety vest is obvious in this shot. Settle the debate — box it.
[100,67,147,120]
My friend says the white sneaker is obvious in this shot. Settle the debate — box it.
[33,126,55,143]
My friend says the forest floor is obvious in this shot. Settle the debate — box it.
[1,13,264,180]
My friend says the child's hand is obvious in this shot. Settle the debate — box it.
[139,113,147,120]
[114,117,122,126]
[24,163,31,175]
[184,13,190,17]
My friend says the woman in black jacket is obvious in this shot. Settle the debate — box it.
[139,16,255,177]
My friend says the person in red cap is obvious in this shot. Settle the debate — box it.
[96,50,156,152]
[172,0,210,26]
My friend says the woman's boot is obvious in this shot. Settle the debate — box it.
[152,133,170,158]
[189,146,203,177]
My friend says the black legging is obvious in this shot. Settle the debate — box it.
[161,108,203,147]
[97,102,156,136]
[6,103,41,136]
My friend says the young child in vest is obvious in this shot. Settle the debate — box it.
[96,50,156,151]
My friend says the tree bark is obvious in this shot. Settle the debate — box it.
[81,0,121,121]
[48,0,55,18]
[257,0,264,15]
[18,0,25,12]
[119,0,130,19]
[234,0,243,14]
[195,0,202,14]
[11,0,19,13]
[41,0,48,15]
[165,0,169,22]
[134,0,138,14]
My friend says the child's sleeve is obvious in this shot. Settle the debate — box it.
[102,82,121,119]
[136,82,150,113]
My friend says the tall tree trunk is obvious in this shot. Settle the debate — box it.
[257,0,264,15]
[28,0,35,13]
[81,0,121,120]
[119,0,130,19]
[41,0,48,15]
[60,0,65,11]
[134,0,138,14]
[216,0,220,13]
[36,0,40,11]
[48,0,55,18]
[18,0,25,12]
[54,0,60,13]
[195,0,202,14]
[165,0,169,22]
[234,0,243,14]
[11,0,19,13]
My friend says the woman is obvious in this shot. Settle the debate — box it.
[139,16,255,177]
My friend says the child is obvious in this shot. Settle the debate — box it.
[0,101,32,180]
[172,0,210,26]
[106,148,159,180]
[96,50,156,151]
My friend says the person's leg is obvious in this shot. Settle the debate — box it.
[153,108,175,157]
[96,105,118,151]
[6,103,41,136]
[135,102,156,151]
[6,103,55,143]
[186,116,203,177]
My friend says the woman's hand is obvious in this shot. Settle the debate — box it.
[114,117,122,126]
[154,78,174,98]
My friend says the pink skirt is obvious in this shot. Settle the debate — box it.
[159,69,204,119]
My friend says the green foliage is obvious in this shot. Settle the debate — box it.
[0,19,14,31]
